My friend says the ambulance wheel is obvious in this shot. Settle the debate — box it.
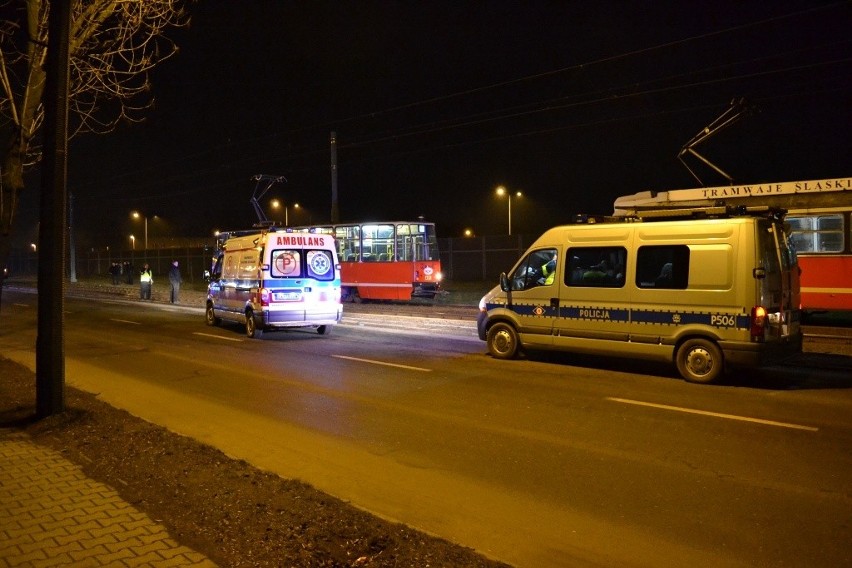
[487,322,519,359]
[245,311,263,339]
[676,338,722,384]
[317,325,331,335]
[205,303,221,326]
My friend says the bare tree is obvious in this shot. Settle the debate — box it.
[0,0,190,269]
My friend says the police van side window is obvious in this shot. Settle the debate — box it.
[510,248,558,291]
[566,247,626,288]
[636,245,689,289]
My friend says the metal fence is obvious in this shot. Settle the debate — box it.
[438,234,532,282]
[5,234,535,284]
[5,244,218,286]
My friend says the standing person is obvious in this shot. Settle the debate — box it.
[125,261,134,284]
[139,263,153,300]
[168,260,182,304]
[110,262,120,285]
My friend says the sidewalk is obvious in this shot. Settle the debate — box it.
[0,429,216,568]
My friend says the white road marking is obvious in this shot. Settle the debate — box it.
[606,397,819,432]
[332,354,431,372]
[13,303,29,307]
[110,318,141,325]
[194,332,244,342]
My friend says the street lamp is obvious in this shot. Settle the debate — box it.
[496,186,522,236]
[271,199,300,226]
[130,235,135,250]
[131,211,148,249]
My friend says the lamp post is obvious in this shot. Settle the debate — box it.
[131,211,148,249]
[271,199,299,226]
[496,186,522,236]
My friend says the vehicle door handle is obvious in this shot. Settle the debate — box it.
[550,298,559,308]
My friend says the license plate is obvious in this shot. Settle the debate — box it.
[274,291,301,301]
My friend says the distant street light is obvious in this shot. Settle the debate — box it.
[130,235,135,250]
[496,186,522,236]
[131,211,148,249]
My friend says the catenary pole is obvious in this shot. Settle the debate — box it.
[330,131,339,223]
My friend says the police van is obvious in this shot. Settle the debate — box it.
[477,207,802,383]
[206,229,342,338]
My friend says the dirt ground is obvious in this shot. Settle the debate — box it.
[0,357,510,568]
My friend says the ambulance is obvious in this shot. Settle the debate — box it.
[206,229,342,338]
[477,207,802,383]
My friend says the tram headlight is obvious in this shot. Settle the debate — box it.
[435,271,443,282]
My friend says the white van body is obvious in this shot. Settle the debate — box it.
[477,213,802,383]
[206,229,342,338]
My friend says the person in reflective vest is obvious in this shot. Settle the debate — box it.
[541,256,556,286]
[139,264,153,300]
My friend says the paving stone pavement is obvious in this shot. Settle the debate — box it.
[0,430,216,568]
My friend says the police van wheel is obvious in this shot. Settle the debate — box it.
[205,304,221,326]
[676,338,722,384]
[487,322,519,359]
[245,312,263,339]
[317,325,331,335]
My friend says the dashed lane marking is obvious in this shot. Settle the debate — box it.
[332,354,431,372]
[110,318,141,325]
[194,332,244,342]
[606,397,819,432]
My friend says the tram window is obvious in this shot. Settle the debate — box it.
[335,225,361,261]
[396,223,440,261]
[361,224,394,261]
[788,214,844,253]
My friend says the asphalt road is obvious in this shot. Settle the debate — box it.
[1,289,851,567]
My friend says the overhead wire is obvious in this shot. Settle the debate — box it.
[71,1,851,202]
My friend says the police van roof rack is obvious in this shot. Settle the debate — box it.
[570,213,615,224]
[626,204,786,221]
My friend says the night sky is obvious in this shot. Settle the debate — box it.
[15,0,852,248]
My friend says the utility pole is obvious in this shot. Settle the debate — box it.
[36,0,72,417]
[330,131,339,223]
[68,192,77,282]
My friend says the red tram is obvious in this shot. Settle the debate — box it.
[292,221,442,302]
